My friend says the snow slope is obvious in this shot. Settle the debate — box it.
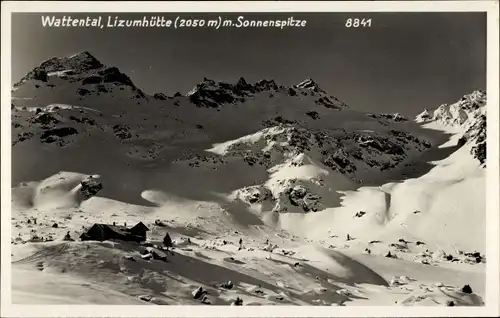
[9,52,487,307]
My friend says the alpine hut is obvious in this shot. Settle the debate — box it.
[80,221,150,243]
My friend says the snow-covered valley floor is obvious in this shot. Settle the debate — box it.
[9,125,486,307]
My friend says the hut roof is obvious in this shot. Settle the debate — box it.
[130,221,150,232]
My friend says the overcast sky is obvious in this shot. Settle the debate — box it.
[11,12,486,116]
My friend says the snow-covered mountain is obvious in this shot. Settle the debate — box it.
[415,90,486,165]
[9,52,487,307]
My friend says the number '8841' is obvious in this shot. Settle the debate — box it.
[345,18,372,28]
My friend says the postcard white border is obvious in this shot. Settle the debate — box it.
[1,1,499,317]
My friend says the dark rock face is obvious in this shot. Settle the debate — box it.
[153,93,168,100]
[305,111,319,120]
[189,87,237,108]
[69,115,96,125]
[96,84,108,93]
[287,87,297,96]
[472,142,486,165]
[368,113,409,122]
[387,130,431,149]
[32,69,48,82]
[12,132,34,146]
[243,151,273,168]
[98,67,134,86]
[315,96,340,109]
[322,148,357,173]
[470,115,486,165]
[80,177,103,199]
[13,52,146,102]
[294,79,324,93]
[357,135,406,155]
[247,188,272,204]
[113,124,132,140]
[187,78,280,108]
[40,127,78,143]
[262,116,298,128]
[30,113,61,126]
[287,185,320,212]
[254,79,278,91]
[82,75,103,85]
[77,88,91,96]
[40,51,103,73]
[14,52,102,87]
[458,114,486,165]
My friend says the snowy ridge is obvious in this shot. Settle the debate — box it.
[415,90,486,127]
[204,123,432,214]
[416,90,486,165]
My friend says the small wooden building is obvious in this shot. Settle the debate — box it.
[80,222,150,243]
[129,221,149,241]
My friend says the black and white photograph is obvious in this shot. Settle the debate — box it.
[1,1,499,317]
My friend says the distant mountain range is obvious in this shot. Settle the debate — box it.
[11,51,486,211]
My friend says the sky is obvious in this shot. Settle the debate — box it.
[11,12,486,116]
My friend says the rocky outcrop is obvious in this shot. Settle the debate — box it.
[416,91,486,165]
[13,51,147,103]
[41,51,103,73]
[80,177,103,199]
[417,90,486,127]
[186,77,256,108]
[368,113,409,122]
[40,127,78,144]
[153,93,168,100]
[294,78,326,94]
[460,114,486,165]
[30,112,61,127]
[286,185,321,212]
[112,124,132,140]
[186,77,348,109]
[305,111,319,120]
[415,109,431,123]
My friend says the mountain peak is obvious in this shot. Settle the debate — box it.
[294,78,325,93]
[415,108,431,123]
[38,51,103,73]
[67,51,100,63]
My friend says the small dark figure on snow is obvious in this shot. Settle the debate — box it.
[239,238,243,246]
[163,232,173,250]
[63,231,72,241]
[346,234,352,241]
[233,297,243,306]
[462,284,473,294]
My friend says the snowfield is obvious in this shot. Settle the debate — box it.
[7,52,490,308]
